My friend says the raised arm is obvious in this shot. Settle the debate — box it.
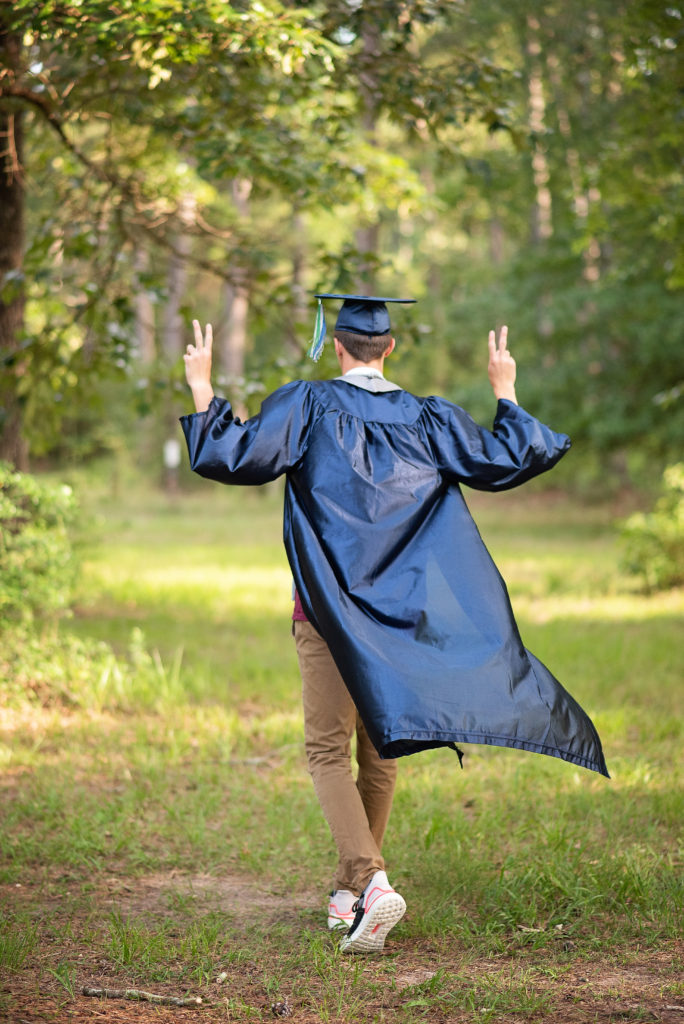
[422,326,570,491]
[180,318,316,486]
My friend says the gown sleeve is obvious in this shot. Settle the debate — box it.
[422,397,571,491]
[179,380,316,485]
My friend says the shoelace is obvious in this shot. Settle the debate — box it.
[346,896,365,937]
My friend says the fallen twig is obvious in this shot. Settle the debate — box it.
[82,986,202,1007]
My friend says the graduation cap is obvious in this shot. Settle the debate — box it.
[308,293,416,362]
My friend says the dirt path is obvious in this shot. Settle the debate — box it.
[2,873,683,1023]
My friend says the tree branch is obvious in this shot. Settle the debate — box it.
[82,986,202,1007]
[1,84,238,282]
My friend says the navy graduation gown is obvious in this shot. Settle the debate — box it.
[180,379,608,777]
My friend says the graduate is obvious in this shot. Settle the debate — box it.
[181,294,608,954]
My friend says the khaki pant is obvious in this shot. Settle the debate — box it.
[294,619,398,895]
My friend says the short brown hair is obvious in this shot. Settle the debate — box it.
[335,330,392,363]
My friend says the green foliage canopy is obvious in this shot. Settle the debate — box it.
[1,0,682,479]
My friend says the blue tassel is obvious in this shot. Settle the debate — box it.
[308,299,326,361]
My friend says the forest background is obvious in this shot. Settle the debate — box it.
[1,0,682,487]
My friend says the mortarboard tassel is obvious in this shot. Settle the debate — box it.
[307,299,326,362]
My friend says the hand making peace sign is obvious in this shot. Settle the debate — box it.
[487,325,518,404]
[184,320,215,413]
[184,320,213,390]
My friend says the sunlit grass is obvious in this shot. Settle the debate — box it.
[81,561,290,598]
[1,479,682,1021]
[515,590,683,621]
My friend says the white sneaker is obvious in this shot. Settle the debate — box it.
[327,889,357,930]
[339,871,406,953]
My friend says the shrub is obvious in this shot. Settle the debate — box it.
[0,626,185,713]
[0,462,78,623]
[620,464,684,591]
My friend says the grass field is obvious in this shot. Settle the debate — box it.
[1,477,682,1023]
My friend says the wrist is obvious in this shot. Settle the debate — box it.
[494,387,518,404]
[190,382,214,413]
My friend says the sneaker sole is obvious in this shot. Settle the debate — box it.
[339,892,406,953]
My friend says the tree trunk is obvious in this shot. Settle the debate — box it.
[219,178,251,420]
[161,194,195,492]
[0,26,27,469]
[489,217,504,266]
[287,207,307,358]
[526,15,553,246]
[220,274,248,420]
[134,247,156,364]
[162,193,195,363]
[354,15,382,291]
[523,14,554,346]
[221,278,249,379]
